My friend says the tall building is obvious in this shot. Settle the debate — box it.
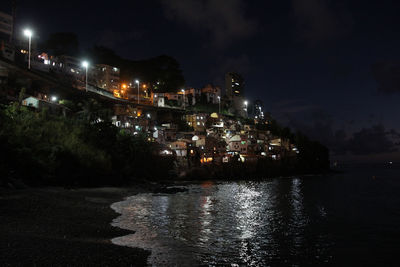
[254,99,264,119]
[0,11,13,43]
[225,72,245,98]
[94,64,120,92]
[225,72,247,117]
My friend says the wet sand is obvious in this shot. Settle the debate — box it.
[0,186,152,266]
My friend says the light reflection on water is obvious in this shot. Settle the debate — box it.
[112,166,400,266]
[111,178,336,266]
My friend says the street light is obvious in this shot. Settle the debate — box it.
[217,96,221,114]
[135,79,140,104]
[143,84,148,97]
[181,89,185,110]
[244,100,248,116]
[82,61,89,92]
[23,29,33,69]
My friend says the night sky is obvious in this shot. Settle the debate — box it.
[4,0,400,162]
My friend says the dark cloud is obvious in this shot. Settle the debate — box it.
[287,110,348,155]
[97,29,144,49]
[160,0,257,47]
[291,0,353,46]
[371,61,400,93]
[348,120,356,125]
[273,99,320,116]
[388,129,400,139]
[219,54,251,74]
[210,54,251,86]
[286,111,399,156]
[348,125,398,155]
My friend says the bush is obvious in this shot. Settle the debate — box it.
[0,102,174,187]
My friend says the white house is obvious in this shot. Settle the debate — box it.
[169,140,188,157]
[228,135,248,154]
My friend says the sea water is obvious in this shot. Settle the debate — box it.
[111,163,400,266]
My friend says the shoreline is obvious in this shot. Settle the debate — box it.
[0,186,153,266]
[0,173,335,266]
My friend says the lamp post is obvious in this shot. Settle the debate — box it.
[181,89,185,110]
[82,61,89,92]
[135,80,140,104]
[244,100,248,117]
[218,96,221,114]
[23,29,32,69]
[143,84,147,97]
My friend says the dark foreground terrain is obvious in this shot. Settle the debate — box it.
[0,187,151,266]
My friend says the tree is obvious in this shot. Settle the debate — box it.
[86,45,122,66]
[120,55,185,92]
[43,32,79,56]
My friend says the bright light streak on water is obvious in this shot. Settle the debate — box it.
[111,165,400,266]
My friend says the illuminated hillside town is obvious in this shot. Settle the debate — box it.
[3,2,400,266]
[0,12,303,174]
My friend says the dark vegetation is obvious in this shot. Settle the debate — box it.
[39,32,185,92]
[88,46,185,93]
[266,119,330,173]
[0,97,175,187]
[0,96,329,188]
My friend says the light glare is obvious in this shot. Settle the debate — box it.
[24,29,32,37]
[82,61,89,68]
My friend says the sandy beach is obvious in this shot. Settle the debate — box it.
[0,186,151,266]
